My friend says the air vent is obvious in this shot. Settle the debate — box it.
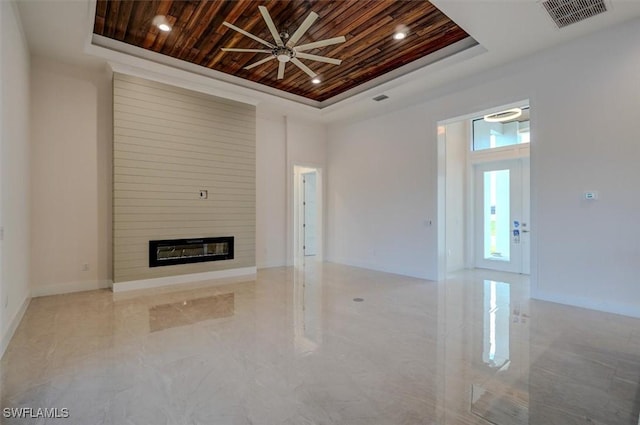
[542,0,607,28]
[373,94,389,102]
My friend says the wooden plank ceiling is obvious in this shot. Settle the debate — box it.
[94,0,470,102]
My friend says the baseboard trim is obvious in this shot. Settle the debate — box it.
[1,296,31,359]
[325,257,429,280]
[31,279,113,297]
[112,267,257,293]
[532,290,640,319]
[257,261,286,269]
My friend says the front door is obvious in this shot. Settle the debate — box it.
[474,159,530,273]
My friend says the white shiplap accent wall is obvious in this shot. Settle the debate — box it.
[113,73,256,283]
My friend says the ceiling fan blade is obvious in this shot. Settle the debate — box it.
[286,11,319,47]
[244,56,276,70]
[277,61,285,80]
[294,36,346,52]
[258,6,284,47]
[221,48,272,53]
[295,52,342,65]
[291,58,317,78]
[222,21,274,48]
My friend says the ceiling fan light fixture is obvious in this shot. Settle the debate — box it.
[273,46,294,63]
[152,15,172,32]
[484,108,522,123]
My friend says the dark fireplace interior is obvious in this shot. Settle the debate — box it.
[149,237,234,267]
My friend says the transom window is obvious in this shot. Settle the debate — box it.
[472,107,530,151]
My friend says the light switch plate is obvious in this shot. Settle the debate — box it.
[584,191,598,200]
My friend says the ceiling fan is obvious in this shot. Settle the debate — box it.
[220,6,346,81]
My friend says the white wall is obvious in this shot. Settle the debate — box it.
[327,106,436,278]
[286,119,326,265]
[286,119,327,167]
[256,108,286,268]
[255,112,327,268]
[445,121,467,273]
[26,59,320,289]
[30,57,112,296]
[327,20,640,317]
[0,0,31,353]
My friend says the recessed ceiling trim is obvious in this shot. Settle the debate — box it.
[91,33,479,110]
[93,0,471,103]
[322,37,478,108]
[91,34,322,108]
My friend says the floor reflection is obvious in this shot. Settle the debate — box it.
[438,272,531,424]
[482,280,511,369]
[293,266,323,354]
[439,270,639,425]
[149,292,235,332]
[1,265,639,424]
[529,301,640,425]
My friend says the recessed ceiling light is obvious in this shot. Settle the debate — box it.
[393,24,409,40]
[484,108,523,123]
[152,15,172,32]
[311,78,321,84]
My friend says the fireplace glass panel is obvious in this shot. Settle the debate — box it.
[149,237,234,267]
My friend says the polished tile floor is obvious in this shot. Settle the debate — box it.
[1,263,639,424]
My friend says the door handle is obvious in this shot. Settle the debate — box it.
[521,230,530,233]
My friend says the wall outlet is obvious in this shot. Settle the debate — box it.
[81,263,90,272]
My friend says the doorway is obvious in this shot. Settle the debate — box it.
[302,171,317,257]
[438,101,532,276]
[293,165,323,266]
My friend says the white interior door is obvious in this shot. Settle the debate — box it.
[474,159,530,273]
[302,171,317,257]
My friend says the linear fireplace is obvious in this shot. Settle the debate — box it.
[149,237,234,267]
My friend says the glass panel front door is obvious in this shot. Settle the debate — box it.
[483,169,510,262]
[475,160,527,273]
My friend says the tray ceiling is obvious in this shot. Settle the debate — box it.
[94,0,472,103]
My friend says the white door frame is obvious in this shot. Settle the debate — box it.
[290,163,323,267]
